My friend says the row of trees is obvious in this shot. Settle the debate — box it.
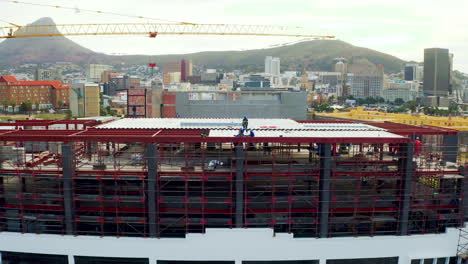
[331,96,406,106]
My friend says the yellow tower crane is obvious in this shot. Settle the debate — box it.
[0,0,334,39]
[0,23,335,39]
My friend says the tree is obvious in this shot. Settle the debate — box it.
[19,100,33,116]
[405,100,417,113]
[312,104,334,113]
[394,98,405,105]
[10,100,17,113]
[1,100,8,109]
[64,110,73,120]
[448,102,459,114]
[34,101,40,111]
[57,100,63,109]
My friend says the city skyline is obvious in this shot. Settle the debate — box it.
[1,0,468,72]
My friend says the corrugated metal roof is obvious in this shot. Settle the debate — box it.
[97,118,304,130]
[95,118,403,139]
[210,129,403,139]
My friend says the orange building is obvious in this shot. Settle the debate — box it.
[0,75,70,109]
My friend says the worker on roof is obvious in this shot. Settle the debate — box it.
[235,128,244,137]
[249,129,255,137]
[242,116,248,130]
[414,137,422,156]
[201,130,208,138]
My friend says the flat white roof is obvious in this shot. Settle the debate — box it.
[96,118,404,139]
[97,118,304,130]
[209,129,403,139]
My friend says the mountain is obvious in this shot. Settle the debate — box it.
[127,40,405,73]
[0,17,406,73]
[0,17,111,66]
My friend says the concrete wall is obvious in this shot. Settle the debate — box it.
[173,91,307,120]
[0,226,465,264]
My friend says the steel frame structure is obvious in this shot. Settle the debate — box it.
[0,120,465,238]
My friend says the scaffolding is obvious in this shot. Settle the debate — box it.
[0,119,465,238]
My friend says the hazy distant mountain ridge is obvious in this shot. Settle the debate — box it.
[0,17,110,65]
[0,17,405,73]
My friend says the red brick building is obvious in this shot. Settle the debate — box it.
[0,75,70,109]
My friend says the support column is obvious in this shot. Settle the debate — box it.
[462,165,468,220]
[399,142,414,236]
[145,143,159,238]
[235,144,245,228]
[443,134,458,164]
[61,143,75,235]
[68,255,75,264]
[319,143,332,238]
[397,255,410,264]
[0,155,4,232]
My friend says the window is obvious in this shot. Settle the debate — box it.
[244,261,318,264]
[159,262,234,264]
[1,251,68,264]
[326,258,398,264]
[75,256,149,264]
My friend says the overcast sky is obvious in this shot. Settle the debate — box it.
[1,0,467,72]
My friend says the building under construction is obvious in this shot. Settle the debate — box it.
[0,118,466,264]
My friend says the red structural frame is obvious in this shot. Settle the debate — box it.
[0,119,464,238]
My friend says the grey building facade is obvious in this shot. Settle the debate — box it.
[170,90,307,120]
[423,48,452,97]
[347,73,384,99]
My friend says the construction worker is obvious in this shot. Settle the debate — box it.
[201,130,208,138]
[235,128,244,137]
[249,129,255,137]
[414,137,422,156]
[242,116,249,130]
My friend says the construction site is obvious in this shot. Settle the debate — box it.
[0,118,465,241]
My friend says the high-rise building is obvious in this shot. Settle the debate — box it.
[265,56,281,86]
[333,61,347,75]
[69,83,101,117]
[163,61,181,74]
[265,56,280,76]
[346,65,384,99]
[164,60,192,82]
[34,68,62,81]
[181,59,193,82]
[265,56,272,75]
[404,63,424,82]
[423,48,452,97]
[348,74,384,99]
[87,64,113,83]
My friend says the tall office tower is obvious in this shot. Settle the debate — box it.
[265,56,281,76]
[265,56,281,86]
[404,64,424,82]
[423,48,452,97]
[87,64,113,83]
[265,56,273,75]
[163,61,181,74]
[180,59,193,82]
[404,64,417,81]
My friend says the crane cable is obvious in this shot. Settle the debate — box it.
[0,0,198,25]
[0,0,306,32]
[0,18,20,27]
